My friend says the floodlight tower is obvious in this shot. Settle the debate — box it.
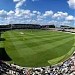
[11,24,12,30]
[10,24,13,30]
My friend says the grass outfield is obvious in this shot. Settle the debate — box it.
[0,29,75,67]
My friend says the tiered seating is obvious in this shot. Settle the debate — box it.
[0,52,75,75]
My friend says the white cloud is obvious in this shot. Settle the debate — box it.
[48,20,58,25]
[13,0,26,8]
[67,0,75,9]
[43,11,53,17]
[52,12,68,20]
[33,11,41,15]
[7,10,14,16]
[36,10,53,21]
[32,0,39,2]
[0,8,74,26]
[0,0,73,26]
[23,10,31,14]
[0,10,7,18]
[14,8,34,18]
[65,15,75,21]
[48,20,72,27]
[60,21,71,25]
[13,0,20,2]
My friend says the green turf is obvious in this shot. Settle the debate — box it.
[0,29,75,67]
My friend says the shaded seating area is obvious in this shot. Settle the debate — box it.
[0,48,11,61]
[0,38,5,41]
[0,32,11,61]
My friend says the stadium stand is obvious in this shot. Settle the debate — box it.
[41,25,55,29]
[0,24,56,30]
[0,24,75,75]
[10,24,41,29]
[0,24,74,32]
[0,51,75,75]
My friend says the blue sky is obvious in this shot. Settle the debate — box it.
[0,0,75,27]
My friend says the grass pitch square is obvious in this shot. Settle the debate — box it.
[1,29,74,67]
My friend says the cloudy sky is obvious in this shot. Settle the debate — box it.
[0,0,75,26]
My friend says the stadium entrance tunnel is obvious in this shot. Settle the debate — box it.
[0,48,12,61]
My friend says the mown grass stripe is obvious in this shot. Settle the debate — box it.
[2,30,74,67]
[23,39,74,67]
[48,43,75,65]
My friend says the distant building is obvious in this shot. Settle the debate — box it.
[11,24,41,29]
[0,25,11,31]
[0,24,56,30]
[60,25,70,29]
[41,25,55,29]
